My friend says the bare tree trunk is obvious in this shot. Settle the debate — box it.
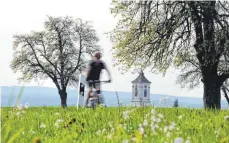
[203,78,221,109]
[59,89,67,108]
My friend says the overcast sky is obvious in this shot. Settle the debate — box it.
[0,0,204,98]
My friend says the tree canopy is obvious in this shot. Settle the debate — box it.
[11,16,100,107]
[110,1,229,109]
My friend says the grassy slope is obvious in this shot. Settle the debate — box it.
[1,107,229,143]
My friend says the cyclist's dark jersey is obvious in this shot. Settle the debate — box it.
[87,60,106,81]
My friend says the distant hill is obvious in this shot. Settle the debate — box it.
[1,86,228,109]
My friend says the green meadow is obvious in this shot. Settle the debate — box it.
[1,106,229,143]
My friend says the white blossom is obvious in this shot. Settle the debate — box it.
[224,115,229,120]
[123,140,128,143]
[185,140,191,143]
[174,137,184,143]
[40,123,46,128]
[139,126,144,134]
[143,120,148,126]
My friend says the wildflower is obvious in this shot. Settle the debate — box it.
[224,115,229,121]
[178,115,182,119]
[151,109,156,114]
[215,129,220,138]
[55,112,60,115]
[123,111,129,119]
[102,128,106,133]
[24,102,29,108]
[108,121,113,127]
[156,118,161,123]
[169,123,176,130]
[16,112,21,116]
[151,116,156,122]
[132,137,136,141]
[158,113,164,118]
[139,126,144,134]
[123,139,128,143]
[22,131,25,135]
[31,131,35,134]
[174,137,184,143]
[166,132,171,138]
[96,130,101,135]
[22,110,26,114]
[107,134,112,139]
[151,125,156,132]
[185,140,191,143]
[143,120,148,126]
[40,123,46,128]
[164,126,168,133]
[33,137,41,143]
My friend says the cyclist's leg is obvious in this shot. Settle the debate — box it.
[95,82,103,103]
[86,81,93,105]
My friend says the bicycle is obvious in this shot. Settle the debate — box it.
[86,80,111,108]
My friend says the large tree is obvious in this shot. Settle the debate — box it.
[110,1,229,109]
[11,16,100,108]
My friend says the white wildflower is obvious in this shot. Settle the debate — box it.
[96,130,101,135]
[24,102,29,108]
[169,123,176,130]
[151,109,156,114]
[107,134,112,139]
[166,132,171,138]
[151,125,156,132]
[143,120,148,126]
[139,126,144,134]
[215,129,220,138]
[123,139,128,143]
[40,123,46,128]
[156,118,161,123]
[31,130,35,134]
[155,124,159,128]
[224,115,229,120]
[55,112,60,115]
[178,115,182,119]
[185,140,191,143]
[108,122,113,127]
[132,137,136,141]
[158,113,164,118]
[151,116,156,122]
[16,112,21,116]
[55,119,63,127]
[123,111,129,119]
[102,128,106,133]
[174,137,184,143]
[164,126,168,133]
[22,110,26,114]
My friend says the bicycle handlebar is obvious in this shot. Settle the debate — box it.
[87,80,111,84]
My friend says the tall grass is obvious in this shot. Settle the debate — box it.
[1,106,229,143]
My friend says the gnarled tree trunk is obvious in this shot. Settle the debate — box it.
[203,74,222,109]
[59,90,67,108]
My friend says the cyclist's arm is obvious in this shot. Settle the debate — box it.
[103,63,112,81]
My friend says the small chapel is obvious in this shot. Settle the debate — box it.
[131,71,151,106]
